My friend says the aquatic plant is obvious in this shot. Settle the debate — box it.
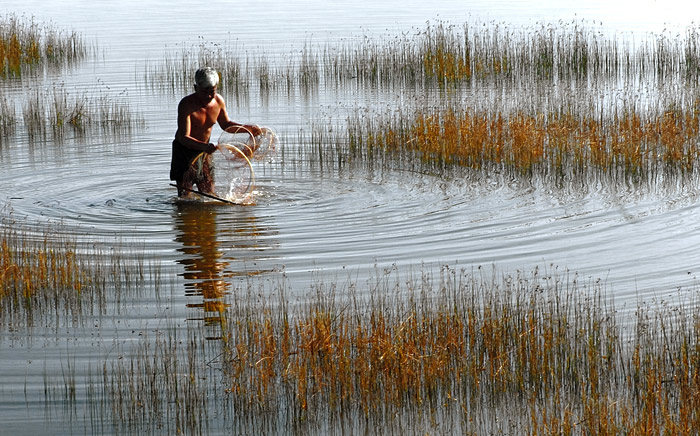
[215,266,700,434]
[58,264,698,435]
[337,97,700,184]
[0,13,88,78]
[145,19,700,94]
[21,89,46,142]
[144,41,252,99]
[0,212,148,327]
[0,91,15,139]
[17,86,144,142]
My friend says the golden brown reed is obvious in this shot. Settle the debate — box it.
[0,13,87,77]
[211,267,700,434]
[0,213,147,325]
[343,103,700,180]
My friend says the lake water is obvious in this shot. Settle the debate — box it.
[2,0,700,434]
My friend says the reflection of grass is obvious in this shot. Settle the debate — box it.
[0,91,15,138]
[76,266,700,435]
[0,13,88,77]
[0,214,147,325]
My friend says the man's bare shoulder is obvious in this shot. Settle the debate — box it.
[178,93,199,110]
[213,93,226,108]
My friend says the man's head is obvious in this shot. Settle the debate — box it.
[194,67,219,102]
[195,67,220,89]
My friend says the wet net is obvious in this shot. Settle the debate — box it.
[214,126,279,202]
[218,126,278,162]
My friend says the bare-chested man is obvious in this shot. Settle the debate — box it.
[170,67,261,197]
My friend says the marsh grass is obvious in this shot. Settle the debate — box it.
[145,20,700,93]
[0,13,88,78]
[0,212,148,327]
[216,266,700,435]
[21,89,46,143]
[144,42,252,99]
[63,265,699,435]
[142,20,700,186]
[0,90,15,139]
[338,100,700,183]
[16,86,144,142]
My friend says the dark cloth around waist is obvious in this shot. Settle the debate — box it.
[170,139,202,181]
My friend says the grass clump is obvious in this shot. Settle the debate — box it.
[0,13,88,78]
[0,90,15,139]
[0,212,146,327]
[17,86,144,142]
[339,101,700,183]
[39,265,700,434]
[213,266,700,434]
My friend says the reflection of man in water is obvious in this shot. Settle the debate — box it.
[170,67,261,197]
[175,201,230,336]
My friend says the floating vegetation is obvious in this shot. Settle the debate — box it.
[0,212,148,327]
[0,13,89,78]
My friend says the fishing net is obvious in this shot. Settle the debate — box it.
[214,126,279,202]
[218,127,278,160]
[213,143,254,201]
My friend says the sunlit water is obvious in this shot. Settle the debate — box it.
[3,0,700,433]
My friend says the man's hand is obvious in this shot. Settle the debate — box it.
[247,124,263,136]
[206,143,217,153]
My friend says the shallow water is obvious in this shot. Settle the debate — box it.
[3,0,700,433]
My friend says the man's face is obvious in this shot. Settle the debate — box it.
[195,85,217,102]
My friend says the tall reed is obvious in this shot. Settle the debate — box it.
[0,90,15,139]
[0,212,147,326]
[16,86,144,142]
[144,20,700,95]
[214,266,700,434]
[69,265,700,434]
[0,13,88,77]
[337,98,700,184]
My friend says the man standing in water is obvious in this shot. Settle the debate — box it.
[170,67,261,197]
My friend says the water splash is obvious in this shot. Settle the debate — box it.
[216,126,279,204]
